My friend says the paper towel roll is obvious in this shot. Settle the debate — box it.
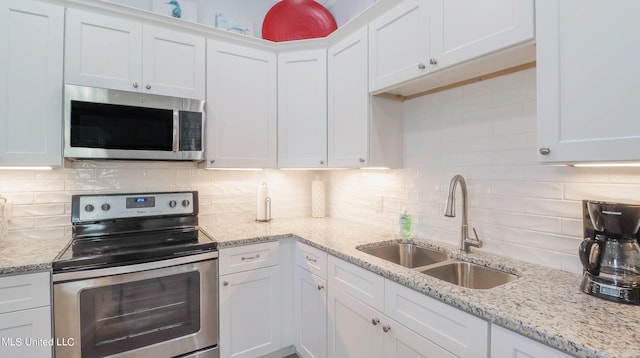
[311,179,325,218]
[257,183,272,222]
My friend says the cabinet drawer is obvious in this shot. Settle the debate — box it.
[0,272,50,314]
[295,242,328,279]
[491,324,572,358]
[385,279,489,358]
[219,241,280,275]
[328,255,385,312]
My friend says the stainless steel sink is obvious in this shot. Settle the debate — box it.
[357,243,450,268]
[420,261,518,289]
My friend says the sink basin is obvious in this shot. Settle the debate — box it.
[420,261,518,289]
[358,243,449,268]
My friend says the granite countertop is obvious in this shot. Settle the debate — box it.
[0,236,70,275]
[1,217,638,357]
[201,217,640,358]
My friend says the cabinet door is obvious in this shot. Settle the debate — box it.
[0,0,63,167]
[142,25,205,99]
[278,49,327,168]
[536,0,640,163]
[65,8,142,92]
[294,268,327,358]
[206,39,277,168]
[369,0,429,92]
[0,307,52,358]
[491,325,573,358]
[429,0,534,70]
[385,280,489,357]
[219,266,281,358]
[327,285,383,358]
[383,316,456,358]
[328,28,370,167]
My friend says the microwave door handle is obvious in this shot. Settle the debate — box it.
[173,110,180,152]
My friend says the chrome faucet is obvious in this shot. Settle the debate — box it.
[444,175,482,253]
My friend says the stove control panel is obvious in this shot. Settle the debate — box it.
[72,191,197,222]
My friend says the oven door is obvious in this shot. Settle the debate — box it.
[53,252,218,358]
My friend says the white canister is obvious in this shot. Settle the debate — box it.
[311,178,325,218]
[0,196,7,240]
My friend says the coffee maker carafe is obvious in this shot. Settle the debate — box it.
[579,200,640,304]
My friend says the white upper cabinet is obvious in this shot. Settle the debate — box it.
[0,0,63,167]
[206,39,277,168]
[368,0,429,93]
[65,9,205,99]
[429,0,534,71]
[328,28,370,167]
[369,0,534,94]
[329,27,404,168]
[278,49,328,168]
[141,25,205,99]
[536,0,640,163]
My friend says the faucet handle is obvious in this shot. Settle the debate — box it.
[467,227,483,248]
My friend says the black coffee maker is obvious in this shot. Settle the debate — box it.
[579,200,640,304]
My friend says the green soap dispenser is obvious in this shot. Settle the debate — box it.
[399,209,412,238]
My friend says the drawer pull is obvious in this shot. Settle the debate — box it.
[317,284,324,291]
[223,281,229,287]
[382,325,391,333]
[371,318,380,326]
[306,255,317,263]
[241,254,261,261]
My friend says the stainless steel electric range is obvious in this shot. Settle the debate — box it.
[52,191,218,358]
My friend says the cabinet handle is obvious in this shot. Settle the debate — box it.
[132,82,139,88]
[317,284,324,290]
[418,63,426,70]
[371,318,380,326]
[359,158,365,163]
[146,84,152,90]
[241,254,260,261]
[539,147,551,155]
[429,58,438,65]
[306,255,317,263]
[223,281,229,286]
[320,160,325,165]
[210,160,215,164]
[382,325,391,333]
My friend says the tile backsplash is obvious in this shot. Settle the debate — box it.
[0,162,317,242]
[2,68,640,274]
[327,68,640,274]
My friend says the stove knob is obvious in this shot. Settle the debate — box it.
[169,200,177,208]
[101,203,111,211]
[85,204,94,212]
[182,199,190,207]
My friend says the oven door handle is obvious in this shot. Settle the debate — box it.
[53,251,218,282]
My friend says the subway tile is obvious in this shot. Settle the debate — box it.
[491,181,564,199]
[564,183,640,202]
[12,204,66,218]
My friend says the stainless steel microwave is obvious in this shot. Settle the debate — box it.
[64,85,205,161]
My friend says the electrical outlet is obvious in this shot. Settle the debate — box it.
[376,196,383,213]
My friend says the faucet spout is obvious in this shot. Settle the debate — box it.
[444,175,481,253]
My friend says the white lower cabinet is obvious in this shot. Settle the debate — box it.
[294,267,327,358]
[294,243,328,358]
[491,325,573,358]
[219,243,281,358]
[0,272,52,358]
[327,256,488,358]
